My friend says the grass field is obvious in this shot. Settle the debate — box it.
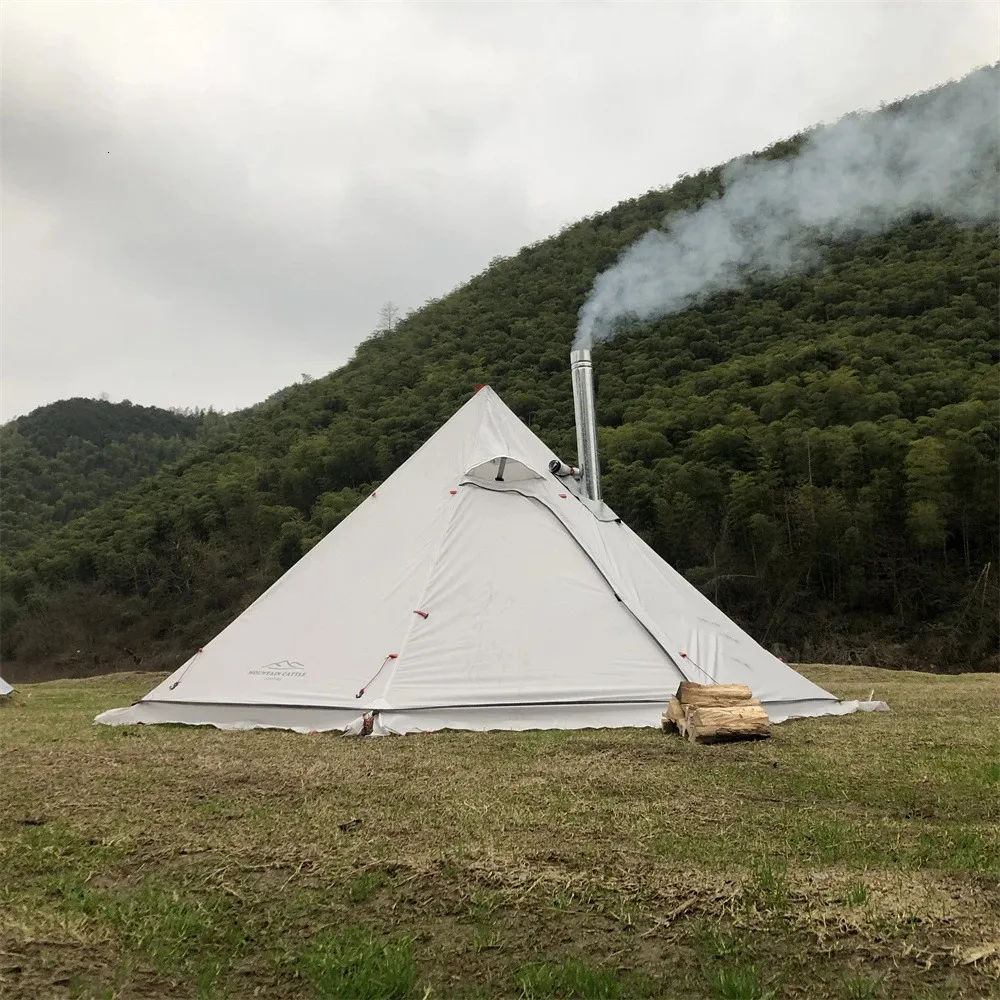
[1,665,998,1000]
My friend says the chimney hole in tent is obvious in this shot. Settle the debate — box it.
[466,456,540,483]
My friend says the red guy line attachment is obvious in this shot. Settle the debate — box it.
[170,647,204,689]
[356,654,398,698]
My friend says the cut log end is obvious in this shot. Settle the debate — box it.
[685,704,771,744]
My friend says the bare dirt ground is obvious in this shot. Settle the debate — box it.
[1,665,997,999]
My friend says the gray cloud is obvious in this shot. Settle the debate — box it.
[2,1,997,419]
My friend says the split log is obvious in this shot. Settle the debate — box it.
[685,704,771,744]
[660,704,688,735]
[676,681,753,708]
[661,697,685,732]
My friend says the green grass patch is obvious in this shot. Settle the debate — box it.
[107,885,248,976]
[741,859,789,913]
[347,869,393,904]
[705,963,775,1000]
[1,666,998,1000]
[840,969,884,999]
[695,924,755,962]
[513,957,645,998]
[843,880,869,908]
[300,928,418,1000]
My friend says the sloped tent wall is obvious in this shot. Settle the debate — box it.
[365,484,687,734]
[0,677,12,697]
[96,387,863,734]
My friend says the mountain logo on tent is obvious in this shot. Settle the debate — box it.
[248,660,306,678]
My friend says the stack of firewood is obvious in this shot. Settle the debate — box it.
[662,681,771,744]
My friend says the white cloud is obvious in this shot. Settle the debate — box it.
[2,0,996,418]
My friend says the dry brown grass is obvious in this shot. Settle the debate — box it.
[1,665,998,999]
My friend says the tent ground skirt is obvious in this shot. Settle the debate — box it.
[95,696,868,734]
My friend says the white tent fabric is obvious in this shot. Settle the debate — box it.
[0,677,12,697]
[96,386,864,734]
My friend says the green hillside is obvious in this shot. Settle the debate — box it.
[0,398,219,555]
[2,73,997,674]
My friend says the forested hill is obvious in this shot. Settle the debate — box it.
[0,398,221,555]
[2,72,997,675]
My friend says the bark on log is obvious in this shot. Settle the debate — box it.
[676,681,754,707]
[685,704,771,744]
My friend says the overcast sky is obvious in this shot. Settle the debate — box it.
[2,2,996,421]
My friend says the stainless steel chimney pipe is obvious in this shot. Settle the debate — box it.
[570,349,602,505]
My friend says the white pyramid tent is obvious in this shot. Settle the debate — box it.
[0,677,12,698]
[96,386,868,735]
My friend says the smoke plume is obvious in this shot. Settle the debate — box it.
[575,66,999,349]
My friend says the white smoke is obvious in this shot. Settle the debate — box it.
[575,67,999,349]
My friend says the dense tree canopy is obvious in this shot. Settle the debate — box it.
[0,399,224,555]
[2,74,997,674]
